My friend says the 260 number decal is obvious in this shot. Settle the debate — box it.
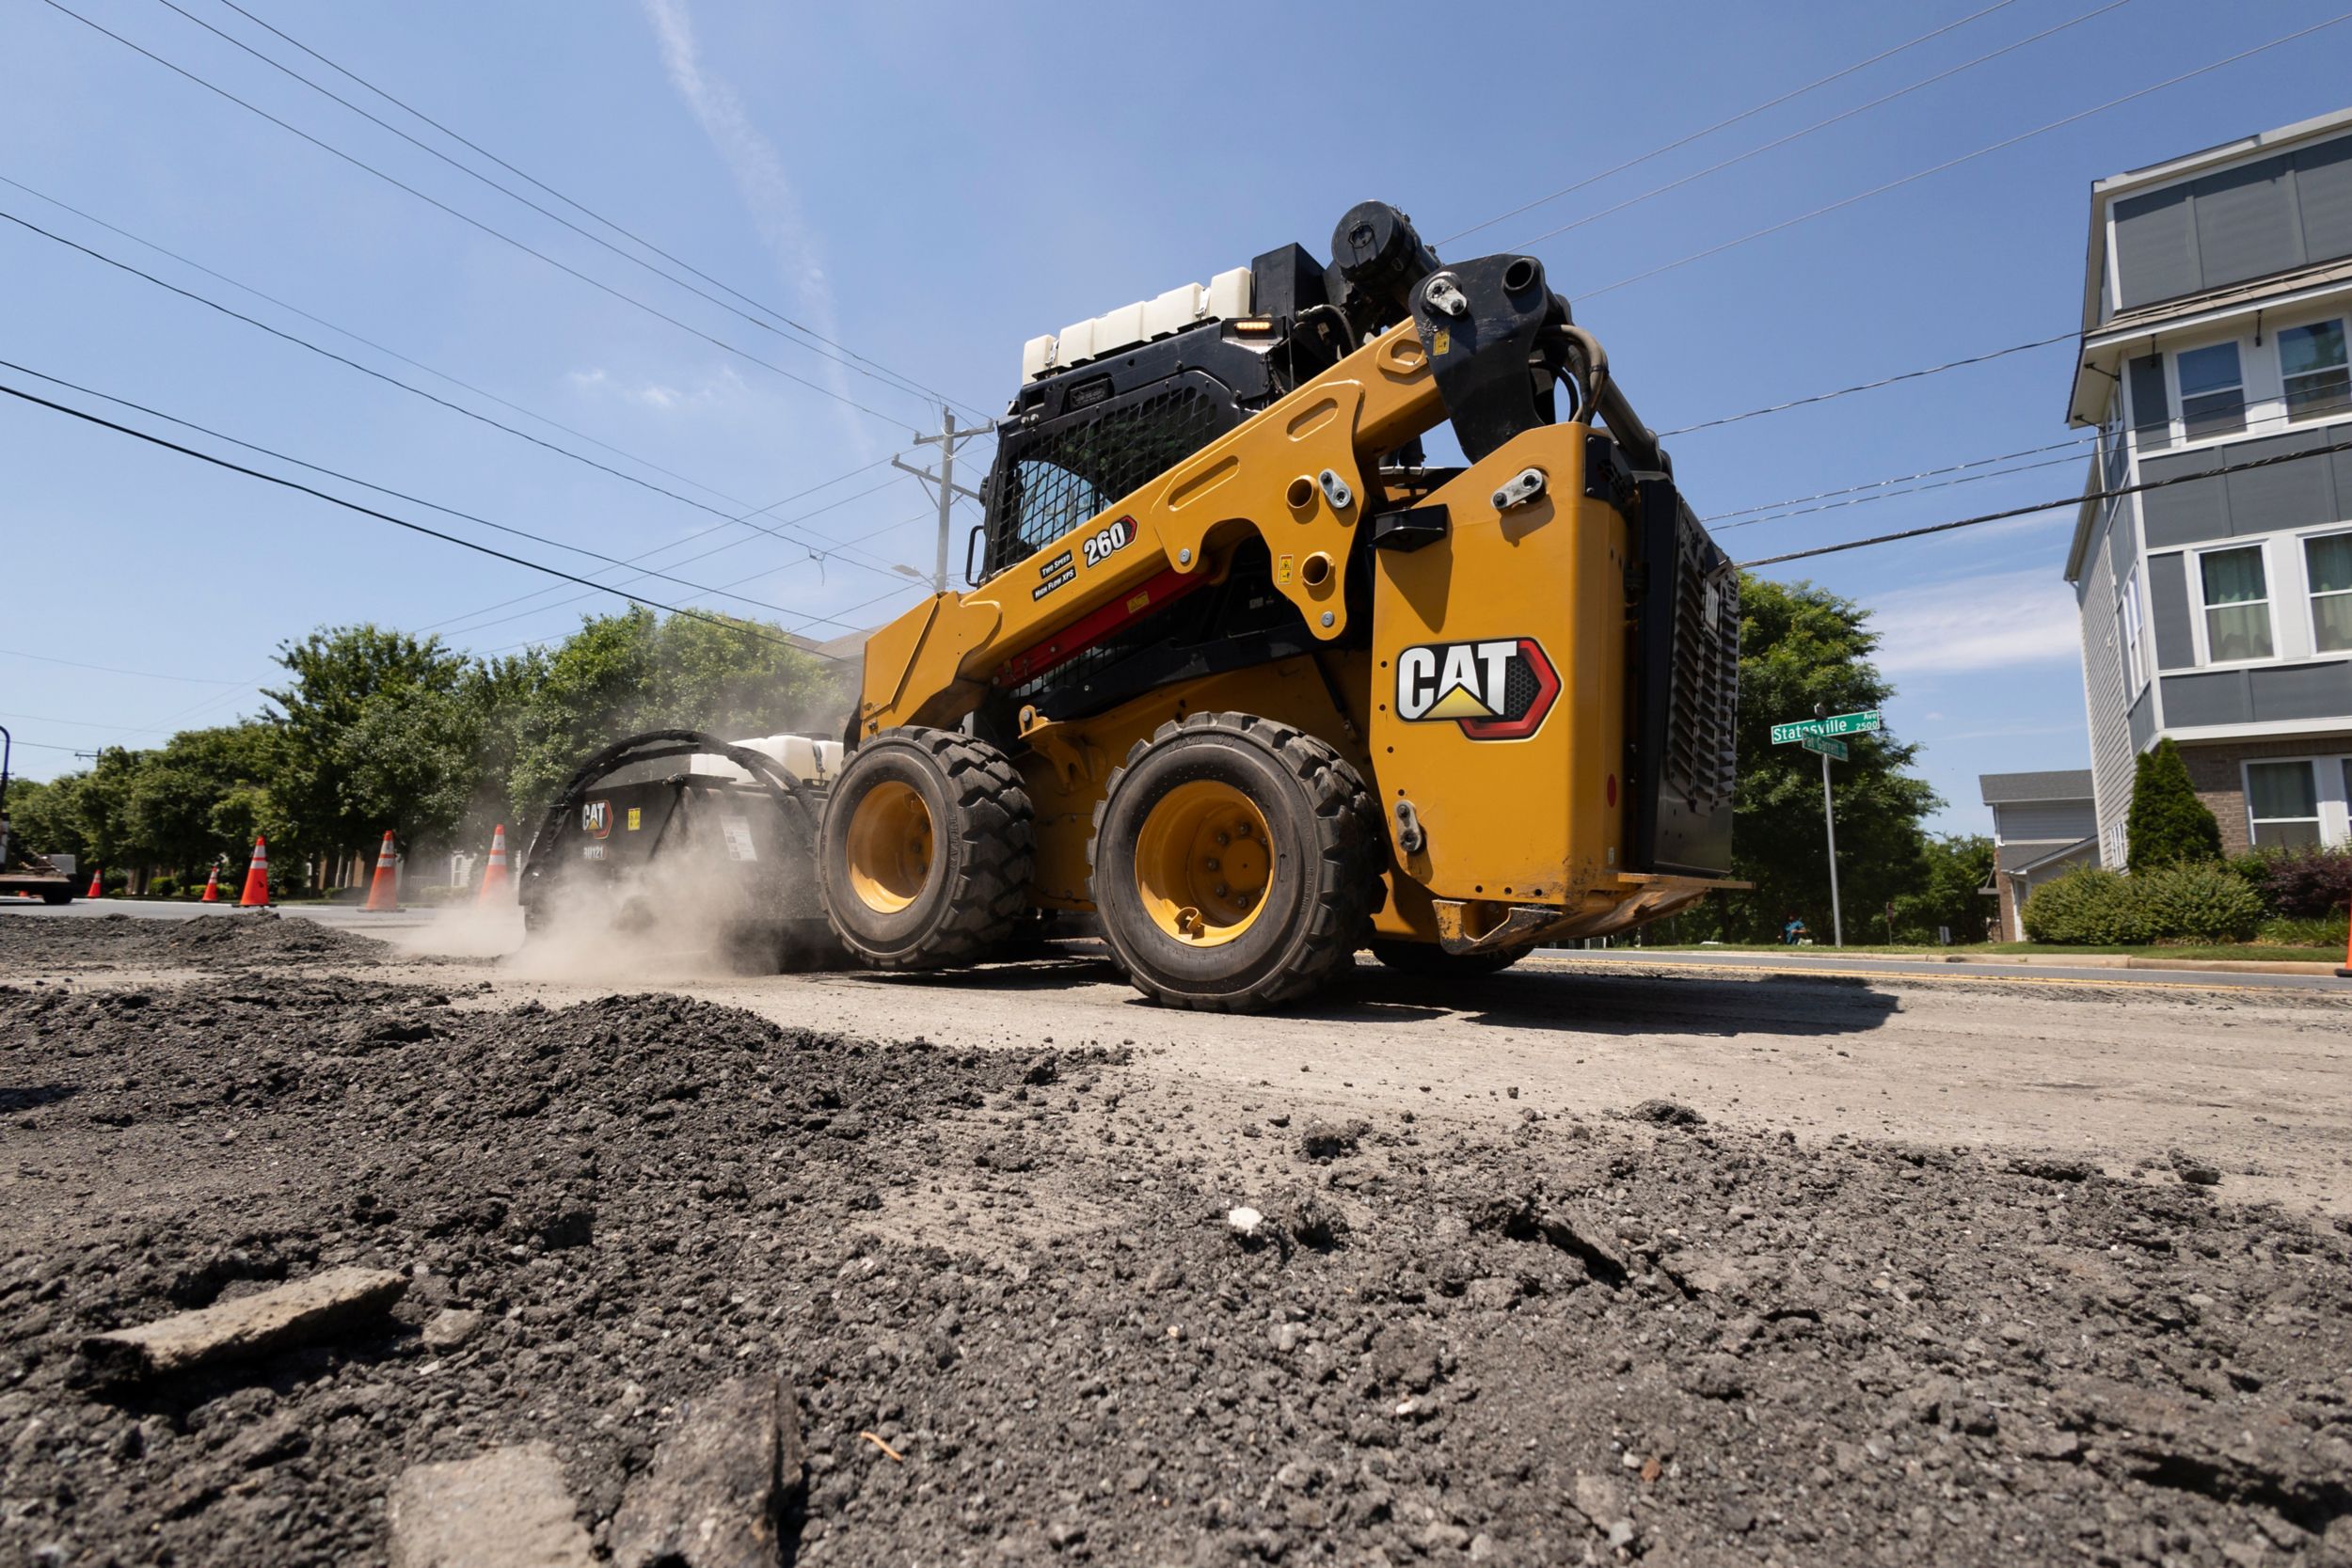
[1082,516,1136,566]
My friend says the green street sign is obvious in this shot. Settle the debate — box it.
[1772,709,1881,745]
[1801,734,1849,761]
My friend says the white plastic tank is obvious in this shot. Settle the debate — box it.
[686,734,844,785]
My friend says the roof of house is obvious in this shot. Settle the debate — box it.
[1979,769,2094,805]
[2000,836,2101,876]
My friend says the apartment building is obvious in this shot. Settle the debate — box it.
[2064,108,2352,860]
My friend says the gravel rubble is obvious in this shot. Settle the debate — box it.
[1,926,2349,1566]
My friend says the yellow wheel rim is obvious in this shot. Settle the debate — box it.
[1132,780,1272,948]
[844,780,934,913]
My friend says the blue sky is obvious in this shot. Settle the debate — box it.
[3,0,2347,834]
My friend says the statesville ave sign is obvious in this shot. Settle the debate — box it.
[1771,709,1882,746]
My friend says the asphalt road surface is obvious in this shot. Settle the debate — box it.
[10,898,2348,1212]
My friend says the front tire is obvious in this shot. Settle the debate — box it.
[819,728,1032,969]
[1089,713,1378,1012]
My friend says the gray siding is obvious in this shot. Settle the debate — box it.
[2076,522,2136,863]
[2254,659,2352,720]
[1997,800,2098,842]
[2128,686,2156,752]
[2301,136,2352,258]
[2148,551,2196,669]
[2157,661,2352,727]
[2111,135,2352,311]
[2140,450,2230,548]
[2137,420,2352,548]
[2162,669,2250,726]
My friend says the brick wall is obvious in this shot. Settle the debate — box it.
[2175,735,2352,855]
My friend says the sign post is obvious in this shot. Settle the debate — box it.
[1777,708,1883,949]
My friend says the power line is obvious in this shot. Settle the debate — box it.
[411,476,913,639]
[1583,11,2352,300]
[1438,0,2022,245]
[37,0,918,430]
[1711,441,2105,531]
[0,170,881,517]
[0,355,877,629]
[0,644,247,685]
[1661,330,2078,436]
[0,707,174,736]
[0,376,858,660]
[212,0,987,422]
[1737,432,2352,568]
[153,0,982,421]
[1703,434,2098,520]
[0,207,915,584]
[1509,0,2128,254]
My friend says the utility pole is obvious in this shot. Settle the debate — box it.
[893,405,994,593]
[1816,702,1844,948]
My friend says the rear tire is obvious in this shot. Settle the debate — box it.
[1089,712,1378,1011]
[819,727,1032,969]
[40,889,73,906]
[1368,938,1525,977]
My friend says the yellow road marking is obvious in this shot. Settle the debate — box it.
[1527,956,2342,995]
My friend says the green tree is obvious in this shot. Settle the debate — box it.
[2126,737,2223,869]
[1693,576,1939,943]
[264,626,476,878]
[1889,833,1996,944]
[123,724,278,879]
[6,774,85,862]
[502,609,843,816]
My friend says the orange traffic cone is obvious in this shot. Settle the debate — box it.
[199,863,220,903]
[237,835,270,908]
[87,868,103,899]
[362,831,400,912]
[476,823,511,905]
[2338,917,2351,980]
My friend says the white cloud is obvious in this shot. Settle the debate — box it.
[1867,566,2081,676]
[640,0,868,456]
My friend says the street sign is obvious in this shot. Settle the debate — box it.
[1772,709,1881,744]
[1801,734,1849,761]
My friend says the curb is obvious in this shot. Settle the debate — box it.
[1610,948,2343,977]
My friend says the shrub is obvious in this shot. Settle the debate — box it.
[2024,863,2265,944]
[2022,868,2156,945]
[148,873,180,899]
[2126,738,2223,869]
[2258,914,2348,950]
[2236,846,2352,919]
[2137,862,2264,942]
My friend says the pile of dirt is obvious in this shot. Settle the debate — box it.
[0,911,388,972]
[3,974,2349,1566]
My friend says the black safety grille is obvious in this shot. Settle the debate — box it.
[985,384,1228,576]
[1662,522,1740,810]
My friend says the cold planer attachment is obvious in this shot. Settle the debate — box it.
[515,729,847,972]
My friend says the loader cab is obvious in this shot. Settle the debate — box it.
[976,244,1357,583]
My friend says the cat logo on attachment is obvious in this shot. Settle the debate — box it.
[1394,638,1560,740]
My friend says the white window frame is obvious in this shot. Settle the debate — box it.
[2298,526,2352,657]
[2190,540,2278,668]
[2279,315,2350,425]
[2241,753,2352,849]
[2116,569,2148,697]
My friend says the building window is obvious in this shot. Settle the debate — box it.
[2308,533,2352,653]
[2177,341,2246,439]
[2280,319,2349,423]
[2247,759,2321,848]
[2117,572,2147,695]
[2199,544,2273,660]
